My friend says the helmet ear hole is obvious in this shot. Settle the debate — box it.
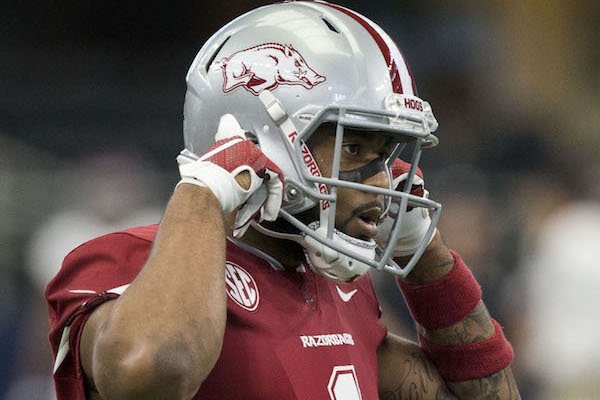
[205,36,231,73]
[321,17,340,33]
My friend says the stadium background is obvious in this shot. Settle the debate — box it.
[1,1,599,398]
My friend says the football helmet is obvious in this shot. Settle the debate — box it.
[183,0,441,280]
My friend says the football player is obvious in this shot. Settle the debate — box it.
[47,2,520,399]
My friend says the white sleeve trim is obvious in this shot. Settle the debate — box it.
[107,284,130,295]
[53,284,131,374]
[53,325,71,374]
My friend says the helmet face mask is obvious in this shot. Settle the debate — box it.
[184,1,441,281]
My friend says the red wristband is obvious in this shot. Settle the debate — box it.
[419,320,514,381]
[397,250,482,329]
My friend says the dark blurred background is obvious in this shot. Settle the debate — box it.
[2,1,599,399]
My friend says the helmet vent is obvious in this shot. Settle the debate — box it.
[205,35,231,73]
[321,17,340,33]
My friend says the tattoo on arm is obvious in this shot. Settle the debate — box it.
[382,363,520,400]
[447,368,522,400]
[419,301,495,345]
[378,333,520,400]
[381,347,459,400]
[435,386,459,400]
[417,303,521,398]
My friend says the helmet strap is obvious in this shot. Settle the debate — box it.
[258,89,331,220]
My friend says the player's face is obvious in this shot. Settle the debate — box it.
[308,125,392,240]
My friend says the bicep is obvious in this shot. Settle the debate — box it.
[377,333,458,400]
[80,300,117,396]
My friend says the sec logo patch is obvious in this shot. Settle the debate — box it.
[225,262,259,311]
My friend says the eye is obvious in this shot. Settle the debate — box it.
[295,60,301,67]
[342,143,360,156]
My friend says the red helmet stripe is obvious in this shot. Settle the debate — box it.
[318,2,416,95]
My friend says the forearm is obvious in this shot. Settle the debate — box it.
[94,184,227,399]
[398,232,520,399]
[419,303,519,399]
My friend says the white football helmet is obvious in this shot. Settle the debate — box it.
[183,1,441,281]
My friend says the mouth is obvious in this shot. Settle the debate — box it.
[353,207,382,240]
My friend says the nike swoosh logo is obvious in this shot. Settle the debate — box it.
[336,286,358,302]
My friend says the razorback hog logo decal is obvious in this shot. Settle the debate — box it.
[219,43,326,96]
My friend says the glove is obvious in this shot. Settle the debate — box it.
[375,159,434,257]
[177,114,284,237]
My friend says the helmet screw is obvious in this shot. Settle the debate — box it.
[286,188,299,201]
[315,251,322,257]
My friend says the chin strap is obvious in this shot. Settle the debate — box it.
[226,236,285,271]
[250,219,303,243]
[258,89,330,209]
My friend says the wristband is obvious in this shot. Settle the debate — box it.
[397,250,481,329]
[419,320,514,381]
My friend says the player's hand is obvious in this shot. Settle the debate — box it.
[177,114,284,237]
[375,159,434,257]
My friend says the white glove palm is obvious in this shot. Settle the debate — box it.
[375,159,434,257]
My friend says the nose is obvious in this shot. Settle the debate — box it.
[362,169,389,190]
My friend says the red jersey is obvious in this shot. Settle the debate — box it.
[46,225,387,399]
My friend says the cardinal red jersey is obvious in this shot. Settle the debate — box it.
[46,224,387,399]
